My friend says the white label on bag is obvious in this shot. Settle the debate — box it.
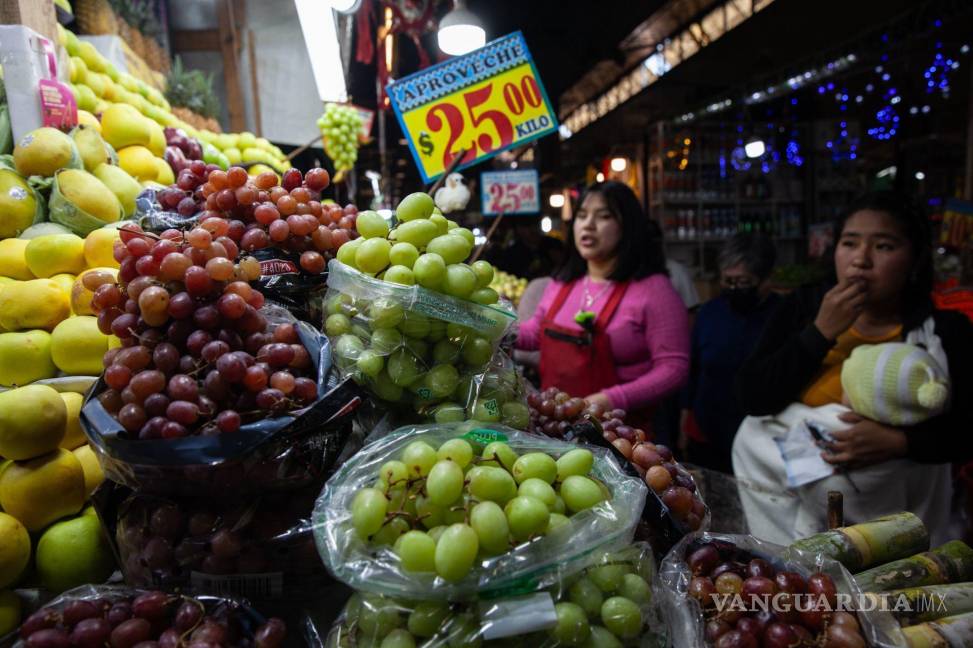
[478,592,557,640]
[190,571,283,599]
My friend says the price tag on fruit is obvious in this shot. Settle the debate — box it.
[480,169,540,215]
[387,31,558,184]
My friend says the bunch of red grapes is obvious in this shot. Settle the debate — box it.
[686,541,866,648]
[19,590,285,648]
[527,387,704,530]
[155,165,360,274]
[89,224,319,439]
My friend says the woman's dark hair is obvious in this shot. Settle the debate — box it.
[718,233,777,280]
[554,181,667,282]
[833,190,934,318]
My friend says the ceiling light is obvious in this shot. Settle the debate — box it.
[915,171,925,180]
[595,172,605,183]
[438,1,485,56]
[610,157,627,172]
[744,138,765,159]
[541,216,552,233]
[549,194,565,208]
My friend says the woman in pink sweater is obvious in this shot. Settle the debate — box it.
[517,181,690,420]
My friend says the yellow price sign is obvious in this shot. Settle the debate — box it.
[387,32,558,183]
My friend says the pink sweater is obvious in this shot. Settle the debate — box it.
[516,275,690,411]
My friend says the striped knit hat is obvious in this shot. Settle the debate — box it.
[841,343,950,426]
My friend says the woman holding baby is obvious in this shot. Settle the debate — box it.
[732,191,973,545]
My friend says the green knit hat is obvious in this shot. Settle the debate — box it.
[841,343,950,426]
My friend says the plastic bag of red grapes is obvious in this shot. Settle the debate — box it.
[14,584,286,648]
[657,532,889,648]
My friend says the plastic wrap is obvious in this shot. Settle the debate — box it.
[11,584,285,648]
[323,260,516,410]
[657,532,905,648]
[80,321,363,497]
[251,246,329,325]
[429,349,530,430]
[133,187,198,232]
[320,542,667,647]
[312,422,648,602]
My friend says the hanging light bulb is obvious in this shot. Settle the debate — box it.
[549,194,565,208]
[610,157,628,172]
[541,216,552,233]
[744,137,765,159]
[595,172,605,182]
[438,0,486,56]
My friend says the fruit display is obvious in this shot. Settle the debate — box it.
[429,350,530,429]
[322,543,665,647]
[313,424,647,600]
[489,269,528,306]
[16,584,286,648]
[317,103,364,177]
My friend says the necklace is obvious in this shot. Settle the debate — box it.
[574,276,612,327]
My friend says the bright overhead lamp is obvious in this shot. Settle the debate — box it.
[595,172,605,183]
[610,157,628,172]
[915,171,926,180]
[438,1,486,56]
[327,0,362,13]
[541,216,552,233]
[744,137,765,159]
[549,194,565,208]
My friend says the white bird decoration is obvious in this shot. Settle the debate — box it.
[434,173,471,214]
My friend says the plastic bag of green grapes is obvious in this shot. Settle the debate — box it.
[429,350,529,430]
[311,422,647,603]
[324,259,516,409]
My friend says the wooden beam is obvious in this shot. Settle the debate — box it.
[216,0,246,132]
[0,0,58,43]
[247,29,261,137]
[170,29,221,52]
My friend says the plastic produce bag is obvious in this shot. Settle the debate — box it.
[134,187,198,232]
[80,321,363,497]
[251,246,329,325]
[430,349,530,430]
[312,422,647,602]
[324,260,516,411]
[12,584,286,648]
[657,531,904,648]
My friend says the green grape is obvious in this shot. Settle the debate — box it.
[453,373,475,403]
[387,349,422,387]
[426,234,472,264]
[470,288,500,305]
[445,614,482,648]
[426,319,447,341]
[384,265,415,286]
[471,398,501,423]
[402,441,438,478]
[326,293,356,316]
[569,577,604,617]
[470,501,509,555]
[429,213,449,235]
[426,459,464,506]
[549,602,591,645]
[356,238,392,274]
[560,475,606,513]
[378,629,415,648]
[446,322,473,342]
[351,321,373,340]
[434,523,479,582]
[337,238,364,268]
[471,260,494,288]
[394,530,437,573]
[371,327,403,354]
[501,401,530,429]
[582,626,623,648]
[369,299,405,329]
[481,441,518,471]
[442,497,469,525]
[413,253,446,289]
[399,312,430,338]
[415,492,445,528]
[467,465,517,503]
[600,597,641,639]
[357,349,384,378]
[379,481,407,511]
[372,516,409,545]
[433,403,466,423]
[325,313,352,336]
[379,460,409,485]
[407,601,450,638]
[432,339,460,364]
[390,242,420,268]
[357,210,390,239]
[453,227,475,246]
[357,596,403,637]
[427,525,447,542]
[404,338,429,361]
[373,369,404,401]
[461,336,493,366]
[556,449,594,481]
[618,574,651,605]
[392,219,439,248]
[512,452,558,484]
[445,218,457,229]
[518,478,557,511]
[588,565,629,593]
[395,192,435,222]
[437,438,473,467]
[335,334,365,362]
[546,512,570,533]
[351,488,388,538]
[552,495,566,515]
[443,264,476,299]
[503,495,550,541]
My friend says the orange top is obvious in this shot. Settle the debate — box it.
[800,325,903,407]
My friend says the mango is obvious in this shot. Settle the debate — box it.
[0,279,71,330]
[0,330,56,386]
[24,234,86,277]
[154,157,174,185]
[60,392,86,450]
[51,316,108,375]
[36,513,115,593]
[76,109,100,132]
[147,120,165,157]
[101,103,153,151]
[118,145,159,182]
[0,513,30,589]
[0,239,32,280]
[0,589,20,635]
[0,385,66,460]
[73,445,103,497]
[13,127,77,178]
[50,273,76,312]
[0,449,85,532]
[93,164,141,218]
[71,125,112,172]
[56,169,123,224]
[0,170,39,239]
[83,227,121,268]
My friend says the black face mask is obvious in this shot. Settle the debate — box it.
[725,287,762,313]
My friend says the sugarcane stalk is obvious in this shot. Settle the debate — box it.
[787,512,929,572]
[854,541,973,593]
[864,584,973,625]
[902,611,973,648]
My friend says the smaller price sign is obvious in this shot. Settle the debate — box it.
[387,32,558,183]
[480,169,540,216]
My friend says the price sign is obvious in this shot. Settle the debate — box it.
[387,31,558,184]
[480,169,540,216]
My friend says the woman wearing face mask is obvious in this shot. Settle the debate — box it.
[733,192,973,545]
[516,181,690,430]
[680,233,779,473]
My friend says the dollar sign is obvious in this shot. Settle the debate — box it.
[419,131,433,156]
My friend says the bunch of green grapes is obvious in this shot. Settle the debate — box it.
[429,355,530,430]
[348,438,609,585]
[317,103,363,173]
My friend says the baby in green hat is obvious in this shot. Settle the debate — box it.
[840,342,950,426]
